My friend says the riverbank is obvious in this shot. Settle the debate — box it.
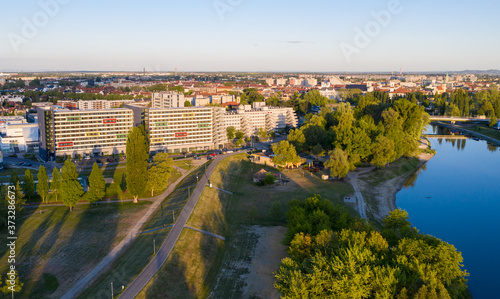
[350,151,434,222]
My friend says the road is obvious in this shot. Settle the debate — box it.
[118,152,237,299]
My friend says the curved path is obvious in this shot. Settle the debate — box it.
[347,171,368,219]
[118,153,236,298]
[61,165,200,299]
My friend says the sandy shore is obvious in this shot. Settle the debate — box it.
[349,152,434,221]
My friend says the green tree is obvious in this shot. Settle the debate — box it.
[50,167,62,202]
[263,173,276,185]
[272,140,300,168]
[88,162,106,204]
[226,126,236,141]
[13,182,26,214]
[23,169,36,202]
[287,128,306,152]
[258,127,269,141]
[61,159,83,211]
[147,153,173,196]
[9,172,19,186]
[126,126,149,202]
[371,135,395,168]
[235,130,244,140]
[184,100,192,107]
[37,166,50,203]
[325,148,350,179]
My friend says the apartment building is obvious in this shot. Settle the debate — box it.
[152,91,185,108]
[38,106,133,161]
[220,102,298,142]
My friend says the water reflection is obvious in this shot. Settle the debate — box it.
[403,163,427,188]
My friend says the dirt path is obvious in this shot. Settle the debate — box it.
[243,226,288,299]
[347,167,374,219]
[348,153,434,221]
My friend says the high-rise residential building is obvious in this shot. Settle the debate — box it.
[152,91,185,108]
[276,78,287,86]
[265,78,275,86]
[37,106,133,161]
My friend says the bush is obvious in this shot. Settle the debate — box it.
[263,173,276,185]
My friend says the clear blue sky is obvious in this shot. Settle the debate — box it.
[1,0,499,72]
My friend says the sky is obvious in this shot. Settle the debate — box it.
[1,0,499,73]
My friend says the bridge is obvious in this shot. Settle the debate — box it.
[423,134,468,139]
[429,116,489,123]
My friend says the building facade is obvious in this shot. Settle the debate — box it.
[152,91,185,108]
[38,106,133,160]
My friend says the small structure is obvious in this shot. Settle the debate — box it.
[344,196,356,204]
[253,169,268,183]
[321,174,329,180]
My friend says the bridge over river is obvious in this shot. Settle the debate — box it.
[429,116,490,123]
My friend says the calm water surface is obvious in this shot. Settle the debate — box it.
[396,126,500,299]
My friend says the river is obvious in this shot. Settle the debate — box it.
[396,125,500,299]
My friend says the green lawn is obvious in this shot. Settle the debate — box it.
[467,124,500,141]
[135,154,355,298]
[78,162,211,299]
[0,202,151,299]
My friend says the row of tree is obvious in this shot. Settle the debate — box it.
[275,195,470,298]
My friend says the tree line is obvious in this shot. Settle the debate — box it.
[275,195,470,298]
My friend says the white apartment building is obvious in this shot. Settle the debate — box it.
[265,78,275,86]
[0,123,39,154]
[38,106,133,160]
[220,102,298,142]
[276,78,287,86]
[152,91,185,108]
[211,94,236,105]
[193,97,211,107]
[147,107,215,153]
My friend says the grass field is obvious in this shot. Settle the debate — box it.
[0,202,151,299]
[466,124,500,141]
[135,154,355,298]
[78,162,211,299]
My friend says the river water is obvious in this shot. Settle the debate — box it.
[396,126,500,299]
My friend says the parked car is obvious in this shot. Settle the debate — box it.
[96,159,103,164]
[26,163,32,167]
[193,156,201,160]
[107,158,114,162]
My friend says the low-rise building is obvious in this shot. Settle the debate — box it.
[152,91,185,108]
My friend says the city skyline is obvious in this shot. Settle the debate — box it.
[1,0,500,72]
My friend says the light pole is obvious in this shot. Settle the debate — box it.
[173,210,175,223]
[196,175,198,183]
[111,282,113,299]
[154,239,156,255]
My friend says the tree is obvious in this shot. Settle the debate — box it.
[226,126,236,141]
[37,166,49,203]
[272,140,300,168]
[325,148,350,179]
[13,182,26,214]
[23,169,36,202]
[184,100,192,107]
[50,167,62,202]
[371,135,395,168]
[126,126,149,203]
[146,153,173,196]
[88,162,106,204]
[258,127,269,141]
[61,159,83,211]
[263,173,276,185]
[235,130,244,140]
[9,172,19,186]
[287,128,306,152]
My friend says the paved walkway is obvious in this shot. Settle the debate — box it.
[118,153,235,299]
[60,164,201,299]
[347,171,368,219]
